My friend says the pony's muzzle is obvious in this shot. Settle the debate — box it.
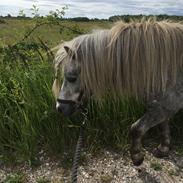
[56,99,76,116]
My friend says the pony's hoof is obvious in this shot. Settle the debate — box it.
[131,152,144,166]
[153,147,169,158]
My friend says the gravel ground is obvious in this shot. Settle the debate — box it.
[0,149,183,183]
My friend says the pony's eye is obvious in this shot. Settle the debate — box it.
[67,77,77,83]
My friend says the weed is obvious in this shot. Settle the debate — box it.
[150,162,162,171]
[36,177,51,183]
[4,172,27,183]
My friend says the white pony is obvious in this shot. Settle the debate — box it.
[53,18,183,165]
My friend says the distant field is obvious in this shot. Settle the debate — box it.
[0,18,111,47]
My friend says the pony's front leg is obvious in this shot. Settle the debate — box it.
[130,75,183,166]
[130,101,170,166]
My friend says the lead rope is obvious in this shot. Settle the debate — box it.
[71,109,88,183]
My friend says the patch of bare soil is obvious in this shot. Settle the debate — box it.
[0,150,183,183]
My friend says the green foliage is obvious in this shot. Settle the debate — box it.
[30,5,40,18]
[0,54,54,161]
[18,10,26,18]
[48,6,68,20]
[150,161,163,171]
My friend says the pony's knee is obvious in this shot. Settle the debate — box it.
[131,121,140,138]
[131,120,145,140]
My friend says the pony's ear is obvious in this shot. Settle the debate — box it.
[64,46,72,53]
[64,46,75,59]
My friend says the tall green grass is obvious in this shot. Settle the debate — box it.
[0,58,53,161]
[0,48,145,163]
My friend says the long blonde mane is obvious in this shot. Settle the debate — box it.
[53,18,183,100]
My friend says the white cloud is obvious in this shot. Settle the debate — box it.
[0,0,182,18]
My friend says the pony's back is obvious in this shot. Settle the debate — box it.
[78,19,183,100]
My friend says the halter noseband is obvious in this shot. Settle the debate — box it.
[57,99,76,105]
[57,90,84,106]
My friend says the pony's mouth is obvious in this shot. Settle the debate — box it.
[56,99,76,116]
[56,103,75,117]
[56,99,85,116]
[56,91,86,116]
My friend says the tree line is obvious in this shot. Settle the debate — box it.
[1,14,182,22]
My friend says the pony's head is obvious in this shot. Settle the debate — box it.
[52,43,86,116]
[52,30,110,116]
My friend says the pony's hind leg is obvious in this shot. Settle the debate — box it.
[153,121,170,158]
[130,100,171,166]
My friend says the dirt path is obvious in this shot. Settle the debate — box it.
[0,150,183,183]
[78,150,183,183]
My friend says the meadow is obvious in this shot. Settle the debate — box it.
[0,15,183,167]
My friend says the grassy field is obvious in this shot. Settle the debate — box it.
[0,18,111,47]
[0,17,183,166]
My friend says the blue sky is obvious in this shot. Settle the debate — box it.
[0,0,182,18]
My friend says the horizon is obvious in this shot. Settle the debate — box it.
[0,0,183,19]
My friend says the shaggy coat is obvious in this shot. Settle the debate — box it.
[53,19,183,101]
